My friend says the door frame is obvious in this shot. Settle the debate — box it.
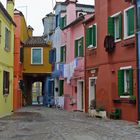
[77,80,84,111]
[89,77,97,108]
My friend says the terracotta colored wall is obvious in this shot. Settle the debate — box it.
[85,0,137,122]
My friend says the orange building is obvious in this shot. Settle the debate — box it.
[13,9,29,111]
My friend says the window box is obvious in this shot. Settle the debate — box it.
[129,95,136,104]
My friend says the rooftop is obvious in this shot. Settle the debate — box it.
[24,36,48,47]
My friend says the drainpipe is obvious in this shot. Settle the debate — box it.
[136,0,140,124]
[83,22,87,113]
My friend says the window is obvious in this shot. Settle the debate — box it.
[59,16,66,28]
[0,20,1,44]
[55,15,59,28]
[75,37,83,58]
[5,27,11,51]
[118,68,133,96]
[137,3,140,31]
[31,48,43,64]
[86,24,97,48]
[20,47,24,63]
[3,71,10,95]
[124,6,134,38]
[108,13,122,41]
[60,45,66,62]
[49,49,56,64]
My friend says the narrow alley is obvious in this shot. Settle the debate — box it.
[0,106,140,140]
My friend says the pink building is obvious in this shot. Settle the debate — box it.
[61,0,94,111]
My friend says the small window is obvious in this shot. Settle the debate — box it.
[49,49,56,64]
[3,71,10,95]
[59,16,67,28]
[60,45,66,62]
[124,6,134,38]
[20,47,24,63]
[5,27,11,51]
[137,4,140,31]
[86,24,97,48]
[31,48,43,64]
[108,13,122,41]
[118,68,133,96]
[75,37,83,58]
[55,15,59,28]
[0,20,1,44]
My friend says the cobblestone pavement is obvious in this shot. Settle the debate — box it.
[0,106,140,140]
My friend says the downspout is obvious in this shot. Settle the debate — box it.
[136,0,140,124]
[83,22,87,113]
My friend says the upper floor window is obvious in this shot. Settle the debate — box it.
[20,47,24,63]
[55,15,59,28]
[59,16,67,29]
[5,27,11,51]
[75,37,83,58]
[137,2,140,31]
[0,20,1,44]
[49,49,56,64]
[3,71,10,95]
[31,48,43,64]
[124,6,134,39]
[108,12,122,41]
[86,24,97,48]
[118,67,133,96]
[60,45,66,62]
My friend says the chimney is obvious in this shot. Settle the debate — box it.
[27,25,34,37]
[66,0,77,25]
[6,0,14,18]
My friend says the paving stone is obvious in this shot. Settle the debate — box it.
[0,106,140,140]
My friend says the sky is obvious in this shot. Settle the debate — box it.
[0,0,94,36]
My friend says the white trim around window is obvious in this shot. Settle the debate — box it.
[111,11,122,43]
[120,66,132,70]
[31,47,43,65]
[124,5,135,40]
[87,23,97,49]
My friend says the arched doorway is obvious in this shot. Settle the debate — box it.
[32,82,43,105]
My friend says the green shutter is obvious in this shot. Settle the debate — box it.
[119,14,122,39]
[137,7,140,31]
[129,69,133,95]
[75,40,78,58]
[108,16,114,37]
[86,28,90,47]
[92,25,96,47]
[20,47,24,63]
[59,80,64,96]
[80,37,84,57]
[127,8,134,36]
[118,70,124,96]
[60,47,63,62]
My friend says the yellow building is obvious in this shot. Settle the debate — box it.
[0,0,15,117]
[23,36,52,105]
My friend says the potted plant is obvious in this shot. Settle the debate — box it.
[129,95,136,104]
[96,105,105,112]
